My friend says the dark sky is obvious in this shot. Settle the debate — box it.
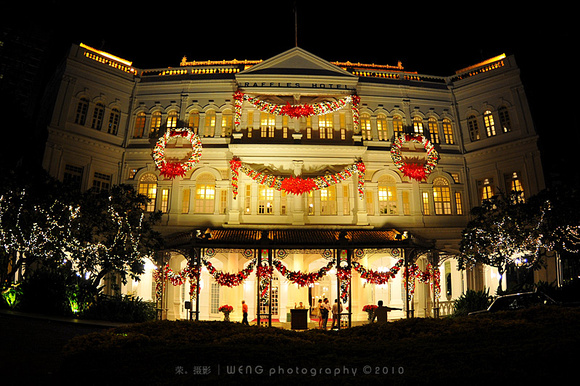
[4,1,577,182]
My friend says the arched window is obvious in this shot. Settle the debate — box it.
[75,97,89,125]
[360,113,371,140]
[91,102,105,130]
[222,110,233,137]
[428,117,440,143]
[498,106,511,133]
[107,108,121,135]
[378,175,397,215]
[392,115,404,138]
[413,116,424,135]
[467,115,480,141]
[204,110,216,137]
[483,110,496,137]
[377,114,387,141]
[149,111,162,137]
[195,173,215,213]
[133,112,146,138]
[442,118,454,144]
[188,110,200,133]
[433,177,451,215]
[167,110,178,130]
[138,174,158,212]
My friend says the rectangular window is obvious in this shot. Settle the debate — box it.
[378,186,397,214]
[343,185,350,215]
[422,192,430,215]
[161,188,170,213]
[260,112,275,138]
[92,172,111,191]
[195,184,215,213]
[433,187,451,215]
[64,164,84,190]
[219,190,227,214]
[258,186,274,214]
[443,119,454,144]
[402,191,410,215]
[478,178,494,202]
[366,192,374,215]
[244,185,252,214]
[320,187,336,215]
[307,192,314,215]
[455,191,463,215]
[138,182,157,212]
[210,282,220,314]
[340,113,346,140]
[182,189,190,214]
[280,191,287,215]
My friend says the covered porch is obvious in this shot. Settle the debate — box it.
[157,227,442,327]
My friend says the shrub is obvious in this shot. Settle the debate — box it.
[18,265,95,316]
[82,294,155,323]
[453,289,493,316]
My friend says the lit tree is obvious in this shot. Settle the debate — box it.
[64,185,163,293]
[527,185,580,255]
[0,169,76,287]
[458,191,544,294]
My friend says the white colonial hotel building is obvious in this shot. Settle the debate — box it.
[41,43,553,323]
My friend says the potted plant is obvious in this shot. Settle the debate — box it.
[218,304,234,321]
[362,304,377,322]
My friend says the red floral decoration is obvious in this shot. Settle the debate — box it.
[390,134,439,181]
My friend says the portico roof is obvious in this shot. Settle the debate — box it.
[164,227,434,251]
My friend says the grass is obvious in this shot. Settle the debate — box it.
[2,306,580,385]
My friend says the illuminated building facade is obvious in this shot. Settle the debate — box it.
[42,43,551,323]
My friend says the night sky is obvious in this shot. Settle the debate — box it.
[3,1,576,184]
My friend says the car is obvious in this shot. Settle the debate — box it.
[468,291,558,316]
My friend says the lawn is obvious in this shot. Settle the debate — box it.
[2,306,579,385]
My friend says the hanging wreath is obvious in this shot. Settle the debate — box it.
[153,128,202,179]
[390,134,439,181]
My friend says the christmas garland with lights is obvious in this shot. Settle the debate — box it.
[233,91,360,130]
[230,157,366,198]
[153,128,202,179]
[273,259,335,287]
[352,259,404,285]
[390,134,439,181]
[202,258,256,287]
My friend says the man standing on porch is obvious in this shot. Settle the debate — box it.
[331,299,342,329]
[242,300,249,325]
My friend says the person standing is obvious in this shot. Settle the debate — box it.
[372,300,400,324]
[321,298,331,330]
[317,299,324,329]
[331,299,342,329]
[241,300,249,325]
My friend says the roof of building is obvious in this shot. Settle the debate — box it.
[165,227,433,251]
